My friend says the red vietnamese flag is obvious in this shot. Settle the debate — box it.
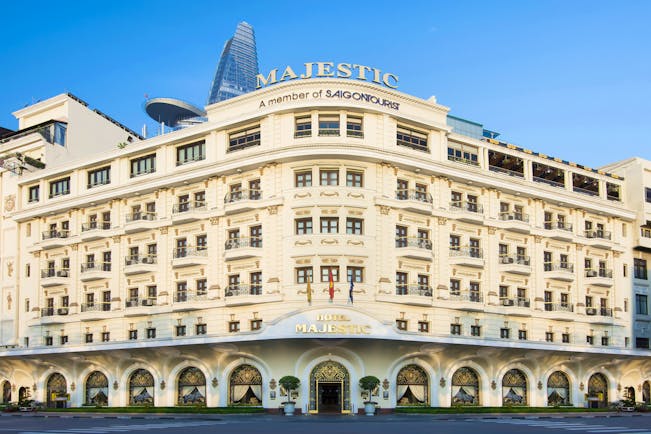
[328,269,335,302]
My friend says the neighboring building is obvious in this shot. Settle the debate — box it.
[207,21,259,105]
[0,77,650,412]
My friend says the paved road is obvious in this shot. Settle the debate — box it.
[0,414,649,434]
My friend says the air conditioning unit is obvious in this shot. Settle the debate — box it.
[502,299,514,306]
[126,300,138,308]
[586,307,597,315]
[141,299,154,306]
[501,257,514,264]
[56,270,69,277]
[586,230,596,238]
[142,257,155,264]
[586,270,598,277]
[57,308,69,315]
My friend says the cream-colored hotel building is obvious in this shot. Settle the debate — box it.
[0,71,650,413]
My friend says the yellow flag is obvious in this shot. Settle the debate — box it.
[307,279,312,304]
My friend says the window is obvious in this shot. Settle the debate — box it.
[636,337,649,349]
[346,218,363,235]
[318,115,340,136]
[396,320,408,331]
[295,116,312,138]
[346,171,363,187]
[587,335,594,345]
[396,179,408,199]
[228,321,240,333]
[449,235,460,250]
[87,166,111,188]
[518,330,527,340]
[146,328,156,339]
[130,154,156,177]
[396,225,408,247]
[228,126,260,152]
[450,324,461,335]
[469,282,481,302]
[450,279,460,295]
[296,218,313,235]
[45,336,53,346]
[49,177,70,198]
[28,185,40,203]
[634,259,648,280]
[396,272,408,294]
[85,333,93,343]
[397,125,428,152]
[320,266,339,282]
[636,294,649,315]
[646,187,651,203]
[347,267,363,283]
[176,140,205,165]
[129,330,138,340]
[250,272,262,295]
[296,267,313,284]
[470,325,481,337]
[251,319,262,330]
[295,170,312,187]
[320,169,339,186]
[346,116,363,137]
[320,217,339,234]
[601,336,609,346]
[418,321,429,333]
[544,251,552,271]
[447,143,479,165]
[176,325,186,337]
[562,333,570,343]
[196,323,207,335]
[196,234,207,251]
[196,279,207,295]
[415,183,429,202]
[250,225,262,247]
[545,332,554,342]
[249,179,261,200]
[500,328,510,339]
[102,332,110,342]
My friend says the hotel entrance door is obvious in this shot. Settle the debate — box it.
[318,382,342,413]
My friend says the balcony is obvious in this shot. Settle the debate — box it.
[544,303,574,320]
[172,291,209,311]
[497,211,530,233]
[638,227,651,250]
[449,247,484,268]
[123,255,157,275]
[394,189,433,214]
[500,298,531,308]
[40,230,71,249]
[172,201,208,224]
[171,247,208,268]
[585,307,613,317]
[396,284,432,297]
[224,189,262,214]
[543,221,574,241]
[80,221,112,241]
[40,268,70,287]
[449,201,484,224]
[224,284,267,306]
[125,298,156,308]
[395,237,433,260]
[583,230,612,248]
[444,291,484,311]
[382,284,433,306]
[124,212,158,233]
[544,263,575,281]
[224,237,262,260]
[498,255,531,275]
[39,307,69,324]
[79,262,111,282]
[584,269,613,287]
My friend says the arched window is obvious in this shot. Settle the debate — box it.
[643,381,650,404]
[177,367,206,406]
[502,369,527,406]
[451,367,480,406]
[128,369,154,406]
[2,381,11,404]
[85,371,109,406]
[396,365,428,406]
[547,371,570,406]
[588,373,608,408]
[46,373,67,408]
[229,364,262,405]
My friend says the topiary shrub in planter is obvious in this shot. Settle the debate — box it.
[359,375,380,416]
[278,376,300,416]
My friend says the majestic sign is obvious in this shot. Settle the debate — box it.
[256,62,399,89]
[295,313,371,335]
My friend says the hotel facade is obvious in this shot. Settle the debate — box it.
[0,73,650,412]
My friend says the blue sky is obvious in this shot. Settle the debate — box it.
[1,1,649,168]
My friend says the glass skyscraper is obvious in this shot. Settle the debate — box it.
[207,22,259,105]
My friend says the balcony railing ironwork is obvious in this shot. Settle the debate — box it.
[224,189,262,203]
[225,284,262,297]
[395,189,433,203]
[395,237,432,250]
[225,237,262,250]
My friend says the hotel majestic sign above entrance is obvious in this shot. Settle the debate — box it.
[256,62,399,89]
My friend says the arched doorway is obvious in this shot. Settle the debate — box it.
[229,364,262,406]
[309,360,350,413]
[451,367,480,406]
[643,381,650,404]
[626,386,636,403]
[396,365,428,406]
[85,371,108,406]
[502,369,527,406]
[2,381,11,404]
[587,373,608,408]
[547,371,570,406]
[128,369,154,406]
[18,387,27,403]
[177,367,206,406]
[46,373,67,408]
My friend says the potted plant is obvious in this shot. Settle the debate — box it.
[359,375,380,416]
[278,375,300,416]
